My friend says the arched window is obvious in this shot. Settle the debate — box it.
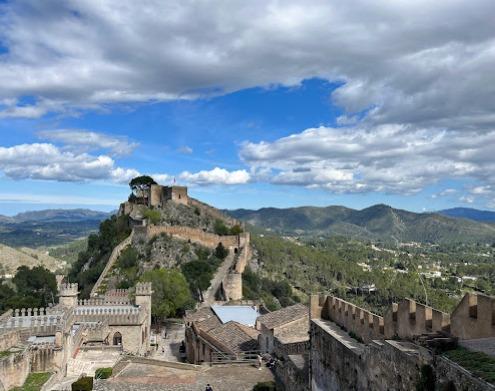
[113,332,122,346]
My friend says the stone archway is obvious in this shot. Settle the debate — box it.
[113,332,122,346]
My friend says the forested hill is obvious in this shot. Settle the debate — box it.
[228,204,495,244]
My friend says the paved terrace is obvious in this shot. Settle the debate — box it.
[94,362,274,391]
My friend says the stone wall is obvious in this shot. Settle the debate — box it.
[91,233,134,297]
[274,354,309,391]
[435,355,495,390]
[223,273,243,301]
[136,225,240,249]
[0,349,30,390]
[310,318,431,391]
[450,293,495,340]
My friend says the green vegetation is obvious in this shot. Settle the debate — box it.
[214,242,229,260]
[47,238,89,265]
[140,269,194,319]
[95,367,112,379]
[143,208,161,224]
[71,376,93,391]
[243,267,299,310]
[12,372,51,391]
[444,347,495,384]
[214,219,243,236]
[251,234,462,314]
[182,254,223,301]
[69,215,131,298]
[229,204,495,244]
[0,266,57,311]
[129,175,157,194]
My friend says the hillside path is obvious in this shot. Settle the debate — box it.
[202,247,235,306]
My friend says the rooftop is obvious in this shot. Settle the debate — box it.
[256,303,308,330]
[207,321,259,353]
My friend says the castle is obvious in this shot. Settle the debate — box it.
[0,281,152,390]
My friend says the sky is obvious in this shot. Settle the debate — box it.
[0,0,494,215]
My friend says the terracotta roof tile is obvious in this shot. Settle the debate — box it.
[256,303,308,330]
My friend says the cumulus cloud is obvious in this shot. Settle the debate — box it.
[180,167,250,186]
[0,0,492,133]
[0,143,138,183]
[38,129,138,156]
[240,125,495,194]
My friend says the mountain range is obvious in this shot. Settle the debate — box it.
[228,204,495,244]
[0,209,111,247]
[0,208,110,223]
[437,207,495,223]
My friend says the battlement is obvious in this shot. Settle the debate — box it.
[59,283,78,296]
[135,282,153,296]
[312,295,385,343]
[451,293,495,340]
[312,292,495,345]
[73,305,145,325]
[384,299,450,339]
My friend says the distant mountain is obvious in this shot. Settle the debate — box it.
[9,208,111,223]
[0,209,111,247]
[438,207,495,223]
[228,204,495,244]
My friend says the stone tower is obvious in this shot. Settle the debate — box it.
[58,283,79,307]
[135,282,153,352]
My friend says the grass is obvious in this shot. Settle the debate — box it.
[12,372,52,391]
[444,347,495,384]
[0,350,13,358]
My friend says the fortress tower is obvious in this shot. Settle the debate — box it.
[58,283,79,307]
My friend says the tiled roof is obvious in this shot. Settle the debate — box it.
[256,303,308,330]
[185,307,221,332]
[207,321,259,353]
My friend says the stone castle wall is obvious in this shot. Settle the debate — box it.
[136,225,241,249]
[450,293,495,340]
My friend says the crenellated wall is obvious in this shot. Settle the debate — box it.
[450,293,495,340]
[312,295,384,343]
[383,299,450,339]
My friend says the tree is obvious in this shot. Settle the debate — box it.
[13,266,57,308]
[129,175,157,198]
[214,242,229,260]
[140,269,194,319]
[181,260,214,301]
[143,208,161,225]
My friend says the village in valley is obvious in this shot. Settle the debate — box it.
[0,178,494,391]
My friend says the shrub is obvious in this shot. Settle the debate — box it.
[143,208,161,225]
[253,381,276,391]
[71,376,93,391]
[95,367,112,379]
[118,246,139,269]
[230,224,243,235]
[214,219,230,235]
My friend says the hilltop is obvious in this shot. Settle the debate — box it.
[0,242,65,276]
[228,204,495,244]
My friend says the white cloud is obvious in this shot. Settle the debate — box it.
[240,125,495,194]
[0,143,138,183]
[180,167,250,186]
[460,195,475,204]
[177,146,193,155]
[38,129,138,156]
[0,0,492,134]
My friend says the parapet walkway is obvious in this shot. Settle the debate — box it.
[202,247,236,306]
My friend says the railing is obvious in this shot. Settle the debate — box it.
[210,350,262,364]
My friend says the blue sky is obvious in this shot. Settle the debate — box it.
[0,1,494,215]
